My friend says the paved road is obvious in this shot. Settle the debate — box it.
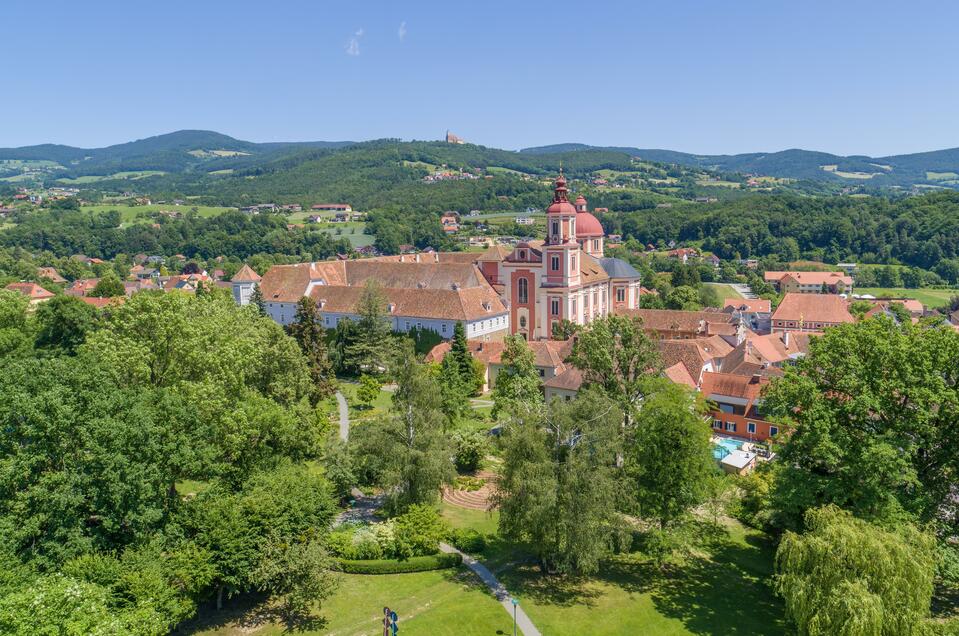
[440,542,541,636]
[336,390,349,441]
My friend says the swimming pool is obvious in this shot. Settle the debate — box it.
[712,436,743,460]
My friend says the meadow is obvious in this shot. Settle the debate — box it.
[854,287,957,308]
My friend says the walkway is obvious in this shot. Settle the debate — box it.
[336,390,349,441]
[439,542,541,636]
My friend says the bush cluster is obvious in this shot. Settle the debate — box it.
[328,505,450,561]
[336,553,462,575]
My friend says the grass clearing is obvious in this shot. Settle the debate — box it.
[854,287,957,308]
[705,282,745,301]
[81,203,237,223]
[182,568,512,636]
[926,171,958,181]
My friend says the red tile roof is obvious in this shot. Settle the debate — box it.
[5,282,54,300]
[771,293,854,327]
[724,298,771,313]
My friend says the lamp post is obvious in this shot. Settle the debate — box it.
[511,597,519,636]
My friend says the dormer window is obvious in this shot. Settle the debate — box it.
[519,250,526,260]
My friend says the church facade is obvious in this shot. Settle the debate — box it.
[476,174,642,340]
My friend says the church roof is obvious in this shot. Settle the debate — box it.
[599,257,640,280]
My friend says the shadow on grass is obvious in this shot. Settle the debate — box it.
[174,592,330,635]
[645,536,786,635]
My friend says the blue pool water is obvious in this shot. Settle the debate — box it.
[712,437,743,460]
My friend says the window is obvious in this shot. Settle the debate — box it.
[551,255,560,271]
[519,250,526,259]
[441,323,447,334]
[538,369,544,377]
[725,422,737,432]
[325,316,331,326]
[616,288,625,302]
[551,298,560,315]
[571,298,577,314]
[713,419,722,429]
[593,239,599,251]
[769,426,779,437]
[571,255,577,271]
[404,321,410,330]
[518,277,528,304]
[519,315,527,328]
[551,221,559,236]
[747,422,756,434]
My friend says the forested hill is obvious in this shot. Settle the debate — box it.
[0,130,354,178]
[520,143,959,189]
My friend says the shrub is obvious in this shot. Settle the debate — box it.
[393,505,449,558]
[449,528,486,553]
[453,430,487,473]
[336,553,462,574]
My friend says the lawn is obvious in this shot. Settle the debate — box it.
[337,380,394,420]
[81,203,237,223]
[182,568,513,636]
[498,520,785,636]
[855,287,957,308]
[704,282,745,301]
[439,500,786,635]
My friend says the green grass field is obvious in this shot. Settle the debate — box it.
[183,568,512,636]
[81,203,237,223]
[57,170,166,184]
[438,500,785,636]
[705,282,746,301]
[854,287,957,308]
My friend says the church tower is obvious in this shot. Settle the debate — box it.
[544,173,580,288]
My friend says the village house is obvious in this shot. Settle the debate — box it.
[763,270,854,294]
[37,267,67,284]
[514,216,534,226]
[440,211,460,233]
[770,293,854,333]
[667,247,699,264]
[723,298,772,334]
[311,203,352,213]
[231,264,261,306]
[701,371,781,443]
[4,282,54,306]
[616,307,742,342]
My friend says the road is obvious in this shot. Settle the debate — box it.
[336,390,349,441]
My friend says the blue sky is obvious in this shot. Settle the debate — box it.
[3,0,958,156]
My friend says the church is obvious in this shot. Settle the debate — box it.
[243,174,641,341]
[475,173,642,339]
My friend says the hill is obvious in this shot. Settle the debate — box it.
[520,144,959,189]
[0,130,354,180]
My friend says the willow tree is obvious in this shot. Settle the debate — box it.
[776,506,936,636]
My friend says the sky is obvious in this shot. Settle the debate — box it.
[3,0,958,156]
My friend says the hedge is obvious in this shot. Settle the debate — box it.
[336,552,463,574]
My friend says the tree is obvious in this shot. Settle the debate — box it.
[629,379,715,528]
[763,318,959,530]
[491,335,543,419]
[249,284,266,315]
[493,389,625,575]
[288,297,335,401]
[361,347,454,514]
[776,506,936,636]
[324,439,356,501]
[33,294,98,354]
[566,314,661,432]
[665,285,701,310]
[550,318,579,341]
[0,289,31,358]
[439,321,474,423]
[355,374,380,409]
[344,280,394,375]
[90,273,126,298]
[253,535,337,626]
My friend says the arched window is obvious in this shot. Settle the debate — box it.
[519,315,527,328]
[518,277,528,304]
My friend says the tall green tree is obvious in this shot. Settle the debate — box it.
[344,279,394,375]
[491,335,543,419]
[249,284,266,316]
[629,379,715,528]
[0,289,31,358]
[776,506,936,636]
[763,318,959,530]
[439,321,474,423]
[361,347,455,514]
[493,388,625,575]
[288,296,335,401]
[567,314,662,431]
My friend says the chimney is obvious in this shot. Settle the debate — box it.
[750,373,762,384]
[318,299,326,309]
[782,331,790,348]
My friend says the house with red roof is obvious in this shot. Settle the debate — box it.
[5,282,54,305]
[771,293,854,333]
[700,371,782,443]
[763,270,853,294]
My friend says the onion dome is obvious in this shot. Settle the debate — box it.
[546,174,576,215]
